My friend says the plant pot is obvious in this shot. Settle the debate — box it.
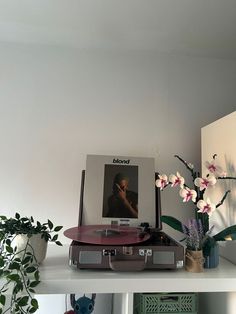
[11,233,48,264]
[204,242,219,269]
[185,249,204,273]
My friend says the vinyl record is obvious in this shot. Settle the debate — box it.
[64,225,150,245]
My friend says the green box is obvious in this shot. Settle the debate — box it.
[134,293,198,314]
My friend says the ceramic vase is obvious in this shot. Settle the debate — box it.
[185,249,204,272]
[11,233,48,264]
[204,242,219,269]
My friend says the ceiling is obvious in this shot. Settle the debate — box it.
[1,0,236,59]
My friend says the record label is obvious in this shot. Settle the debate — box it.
[64,225,150,245]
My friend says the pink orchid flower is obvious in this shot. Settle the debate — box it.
[194,175,217,191]
[197,198,216,216]
[179,187,197,202]
[155,174,168,190]
[169,172,185,188]
[205,160,225,177]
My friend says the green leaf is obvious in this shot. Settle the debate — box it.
[30,281,40,288]
[31,298,39,309]
[26,266,36,273]
[3,270,10,276]
[13,282,23,294]
[6,239,11,246]
[6,245,13,254]
[55,241,63,246]
[54,226,63,232]
[0,288,8,293]
[29,306,38,313]
[161,215,186,233]
[52,235,58,241]
[0,257,4,267]
[29,288,36,293]
[7,274,20,281]
[18,296,29,306]
[22,256,31,265]
[48,219,53,230]
[8,262,20,270]
[34,270,40,281]
[213,225,236,241]
[0,295,6,306]
[15,213,20,219]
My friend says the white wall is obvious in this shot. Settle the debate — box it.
[0,42,235,243]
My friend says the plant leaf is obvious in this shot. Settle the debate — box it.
[6,245,13,254]
[213,225,236,241]
[22,256,32,265]
[6,239,11,246]
[55,241,63,246]
[30,281,40,288]
[48,219,53,230]
[7,274,20,281]
[0,295,6,306]
[34,270,40,281]
[29,306,38,313]
[26,266,37,273]
[161,215,186,233]
[52,234,58,241]
[15,213,20,219]
[0,257,4,267]
[54,226,63,232]
[8,262,20,270]
[18,296,29,306]
[31,298,39,309]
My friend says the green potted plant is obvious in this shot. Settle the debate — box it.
[0,212,63,314]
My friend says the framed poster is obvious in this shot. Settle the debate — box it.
[82,155,156,227]
[202,111,236,263]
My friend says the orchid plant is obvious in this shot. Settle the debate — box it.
[156,154,236,253]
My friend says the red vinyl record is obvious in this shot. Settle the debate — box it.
[64,225,150,245]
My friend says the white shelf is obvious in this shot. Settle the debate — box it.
[36,244,236,295]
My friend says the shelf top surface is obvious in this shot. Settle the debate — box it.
[33,244,236,294]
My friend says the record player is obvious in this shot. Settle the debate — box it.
[64,155,184,271]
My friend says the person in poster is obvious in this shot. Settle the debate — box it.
[107,172,138,218]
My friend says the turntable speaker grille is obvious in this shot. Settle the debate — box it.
[79,251,102,264]
[153,251,175,264]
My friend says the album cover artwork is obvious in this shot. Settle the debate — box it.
[82,155,156,227]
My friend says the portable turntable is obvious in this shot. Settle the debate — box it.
[64,155,184,271]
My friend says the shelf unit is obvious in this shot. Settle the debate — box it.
[34,244,236,313]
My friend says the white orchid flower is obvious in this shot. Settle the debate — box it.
[179,187,197,202]
[205,160,225,177]
[169,172,185,188]
[155,174,168,190]
[194,175,217,191]
[197,198,216,216]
